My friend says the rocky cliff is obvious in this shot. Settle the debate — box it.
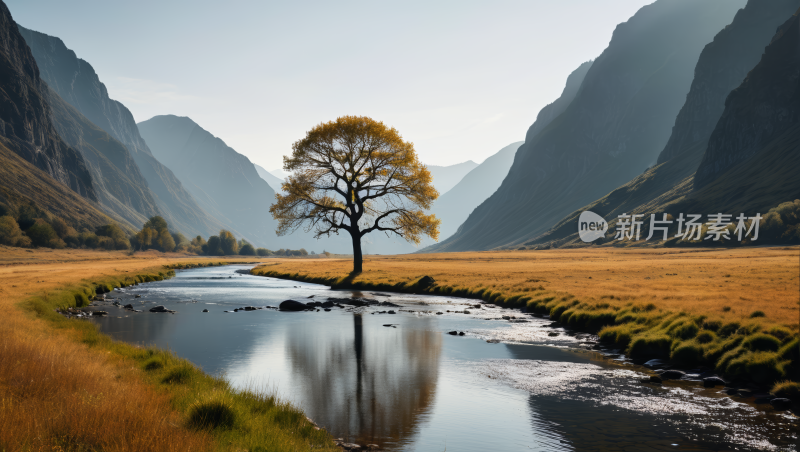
[426,0,745,252]
[17,25,225,236]
[524,0,799,247]
[0,3,96,201]
[694,5,800,189]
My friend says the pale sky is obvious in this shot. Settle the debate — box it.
[8,0,653,170]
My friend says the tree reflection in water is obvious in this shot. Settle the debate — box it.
[286,313,442,446]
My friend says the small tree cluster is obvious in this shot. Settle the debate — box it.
[0,200,129,251]
[131,216,176,252]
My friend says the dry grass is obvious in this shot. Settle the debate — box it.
[253,246,800,389]
[253,247,800,327]
[0,247,338,452]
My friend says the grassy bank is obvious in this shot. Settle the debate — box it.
[0,248,338,452]
[252,247,800,395]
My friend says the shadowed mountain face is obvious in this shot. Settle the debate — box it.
[525,0,800,248]
[18,25,225,237]
[695,6,800,190]
[45,87,159,229]
[420,60,593,251]
[137,115,280,247]
[427,0,745,252]
[0,3,96,202]
[426,161,478,195]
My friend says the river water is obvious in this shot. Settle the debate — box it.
[91,265,797,451]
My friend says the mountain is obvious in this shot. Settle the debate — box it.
[269,168,289,180]
[426,161,478,195]
[254,163,285,192]
[0,3,96,202]
[678,6,800,215]
[0,140,113,231]
[431,142,523,241]
[426,0,745,252]
[44,86,160,229]
[137,115,284,247]
[17,25,226,237]
[524,0,800,248]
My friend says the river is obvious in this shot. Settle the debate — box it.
[91,265,797,451]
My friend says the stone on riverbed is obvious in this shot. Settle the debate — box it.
[149,305,175,313]
[703,377,726,388]
[658,370,685,380]
[202,309,209,313]
[770,398,792,410]
[279,300,309,311]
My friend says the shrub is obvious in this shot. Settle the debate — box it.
[772,381,800,402]
[15,202,47,230]
[80,230,99,248]
[187,395,237,430]
[256,248,270,256]
[749,310,766,318]
[162,364,196,384]
[718,322,740,337]
[671,341,704,367]
[143,358,165,371]
[0,215,28,247]
[725,351,785,385]
[219,230,238,255]
[26,219,58,247]
[669,320,699,340]
[205,236,222,256]
[743,333,781,352]
[97,236,115,251]
[695,330,717,344]
[628,333,672,359]
[96,224,131,250]
[239,244,256,256]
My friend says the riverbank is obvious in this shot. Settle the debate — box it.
[0,247,339,452]
[251,247,800,400]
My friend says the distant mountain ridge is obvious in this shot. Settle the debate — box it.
[18,25,226,237]
[254,163,285,192]
[426,161,478,195]
[0,3,96,202]
[426,0,745,252]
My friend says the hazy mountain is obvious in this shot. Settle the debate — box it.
[0,3,96,202]
[525,0,799,248]
[426,0,745,252]
[17,25,226,237]
[270,168,289,180]
[44,86,160,230]
[432,142,523,241]
[426,161,478,195]
[254,163,285,192]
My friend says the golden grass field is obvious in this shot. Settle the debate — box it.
[254,247,800,327]
[0,247,339,452]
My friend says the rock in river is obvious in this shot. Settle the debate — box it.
[149,305,175,313]
[770,398,792,411]
[279,300,309,311]
[658,370,685,380]
[703,377,726,388]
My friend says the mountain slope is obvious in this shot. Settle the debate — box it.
[527,0,800,248]
[18,25,225,236]
[254,163,285,192]
[0,3,96,202]
[0,141,112,231]
[45,86,159,229]
[426,161,478,195]
[137,115,279,247]
[432,142,523,241]
[427,0,745,252]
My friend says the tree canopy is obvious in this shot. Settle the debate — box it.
[270,115,439,272]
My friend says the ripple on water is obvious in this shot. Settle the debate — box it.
[481,359,799,451]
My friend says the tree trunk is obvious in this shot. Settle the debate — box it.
[351,232,363,273]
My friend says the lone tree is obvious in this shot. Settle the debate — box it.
[270,116,440,273]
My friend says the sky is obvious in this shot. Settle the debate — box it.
[7,0,653,170]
